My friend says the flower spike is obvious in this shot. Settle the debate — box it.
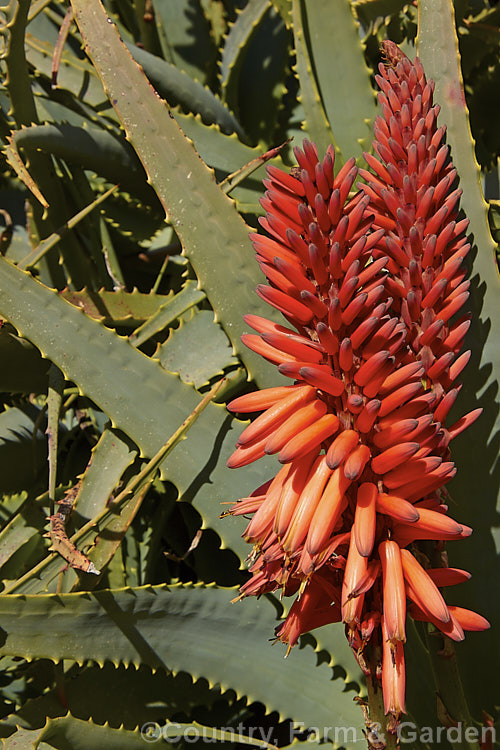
[224,41,488,726]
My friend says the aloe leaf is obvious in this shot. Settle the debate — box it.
[353,0,409,26]
[403,621,442,750]
[0,406,47,493]
[0,326,49,394]
[220,0,271,111]
[46,364,63,505]
[162,404,278,562]
[18,184,118,271]
[4,0,38,129]
[151,0,217,86]
[2,714,278,749]
[3,141,49,208]
[25,59,106,123]
[0,664,283,745]
[12,118,284,208]
[57,427,139,593]
[129,280,205,347]
[0,257,200,458]
[111,378,227,509]
[70,428,137,525]
[0,584,363,742]
[70,0,278,387]
[69,486,148,593]
[0,493,32,526]
[219,140,290,195]
[0,256,277,569]
[174,110,286,176]
[125,41,245,140]
[59,289,169,326]
[26,10,108,109]
[236,6,290,145]
[27,0,52,22]
[3,1,103,289]
[0,493,45,571]
[0,664,231,734]
[12,125,156,205]
[308,625,365,689]
[131,0,162,57]
[302,0,377,160]
[417,0,500,721]
[271,0,292,27]
[2,716,154,750]
[5,379,232,596]
[157,309,238,388]
[291,0,338,160]
[146,722,276,747]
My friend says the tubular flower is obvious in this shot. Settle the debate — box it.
[225,41,489,722]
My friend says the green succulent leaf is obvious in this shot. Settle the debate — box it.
[157,309,238,388]
[12,125,156,205]
[59,288,172,326]
[130,280,206,347]
[72,428,137,524]
[26,11,108,110]
[0,326,50,394]
[0,663,259,735]
[70,0,279,387]
[301,0,377,161]
[353,0,410,27]
[1,715,157,750]
[235,6,290,145]
[417,0,500,722]
[52,427,138,593]
[151,0,217,86]
[0,584,363,745]
[220,0,271,104]
[18,184,118,272]
[0,405,48,493]
[126,41,245,140]
[0,255,279,571]
[291,0,337,159]
[0,493,46,573]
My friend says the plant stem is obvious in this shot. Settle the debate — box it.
[425,627,481,750]
[364,644,399,750]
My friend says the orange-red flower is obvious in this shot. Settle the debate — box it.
[225,41,489,723]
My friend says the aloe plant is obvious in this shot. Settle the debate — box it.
[0,1,497,749]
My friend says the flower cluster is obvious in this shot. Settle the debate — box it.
[225,42,489,720]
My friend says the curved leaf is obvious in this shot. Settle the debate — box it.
[0,664,231,734]
[0,256,279,574]
[0,326,49,394]
[0,584,363,745]
[12,124,156,204]
[417,0,500,721]
[0,406,47,493]
[220,0,272,109]
[291,0,337,159]
[125,41,245,140]
[70,0,278,387]
[302,0,377,161]
[236,6,290,145]
[60,288,171,326]
[151,0,217,85]
[0,493,45,572]
[2,715,156,750]
[157,309,238,388]
[130,280,206,347]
